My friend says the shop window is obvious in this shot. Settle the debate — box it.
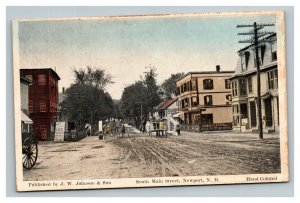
[203,79,213,90]
[201,114,213,124]
[204,95,212,106]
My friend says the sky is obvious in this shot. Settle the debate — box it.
[17,13,277,100]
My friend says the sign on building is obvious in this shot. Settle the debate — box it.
[54,122,65,141]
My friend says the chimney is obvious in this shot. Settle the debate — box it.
[216,65,221,72]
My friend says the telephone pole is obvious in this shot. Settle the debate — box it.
[237,22,275,139]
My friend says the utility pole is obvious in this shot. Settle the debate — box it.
[237,22,275,139]
[136,101,143,122]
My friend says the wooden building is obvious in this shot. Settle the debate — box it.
[176,66,234,131]
[20,68,60,141]
[228,33,279,133]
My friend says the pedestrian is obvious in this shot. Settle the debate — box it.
[85,123,91,136]
[176,123,181,135]
[121,124,126,137]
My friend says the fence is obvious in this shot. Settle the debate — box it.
[181,123,232,132]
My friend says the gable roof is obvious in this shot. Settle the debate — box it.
[155,98,177,111]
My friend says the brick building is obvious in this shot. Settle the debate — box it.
[20,68,60,141]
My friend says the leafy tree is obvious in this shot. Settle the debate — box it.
[73,66,114,90]
[141,65,162,115]
[60,67,115,131]
[161,72,185,99]
[60,83,114,130]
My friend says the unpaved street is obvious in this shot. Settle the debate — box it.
[24,132,280,181]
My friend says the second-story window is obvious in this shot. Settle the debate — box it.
[203,79,213,90]
[239,79,247,96]
[232,80,238,97]
[225,79,231,89]
[248,77,253,94]
[204,95,212,106]
[191,78,197,91]
[38,74,46,85]
[40,97,46,112]
[267,69,278,90]
[225,94,232,105]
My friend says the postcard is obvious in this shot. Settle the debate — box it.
[13,10,288,191]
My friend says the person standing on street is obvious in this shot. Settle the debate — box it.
[176,123,181,135]
[85,123,91,136]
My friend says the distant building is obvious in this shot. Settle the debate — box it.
[176,66,234,131]
[229,33,279,132]
[153,98,178,120]
[20,68,60,141]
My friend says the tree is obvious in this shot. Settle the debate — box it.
[60,67,115,131]
[73,66,114,90]
[119,81,148,125]
[141,65,162,116]
[60,83,114,130]
[161,72,185,99]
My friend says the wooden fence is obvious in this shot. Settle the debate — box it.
[181,123,232,132]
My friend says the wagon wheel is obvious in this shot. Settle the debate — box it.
[22,137,38,170]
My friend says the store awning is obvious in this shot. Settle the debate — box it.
[21,111,33,124]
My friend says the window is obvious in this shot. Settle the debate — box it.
[29,100,33,113]
[225,79,231,89]
[226,94,232,105]
[267,69,278,90]
[40,98,46,112]
[203,79,213,90]
[201,114,213,124]
[241,55,246,72]
[38,74,46,85]
[240,52,250,72]
[239,79,247,96]
[191,78,197,91]
[204,95,212,106]
[248,77,253,93]
[254,46,265,66]
[271,42,277,61]
[232,81,238,97]
[191,96,198,107]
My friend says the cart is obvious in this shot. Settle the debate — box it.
[22,132,38,170]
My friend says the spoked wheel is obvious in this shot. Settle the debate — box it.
[22,137,38,170]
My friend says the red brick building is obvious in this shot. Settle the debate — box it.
[20,68,60,141]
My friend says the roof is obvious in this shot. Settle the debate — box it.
[20,76,31,84]
[20,68,60,80]
[155,98,177,111]
[177,71,235,82]
[237,33,276,53]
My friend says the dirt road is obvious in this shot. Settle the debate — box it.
[23,132,280,181]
